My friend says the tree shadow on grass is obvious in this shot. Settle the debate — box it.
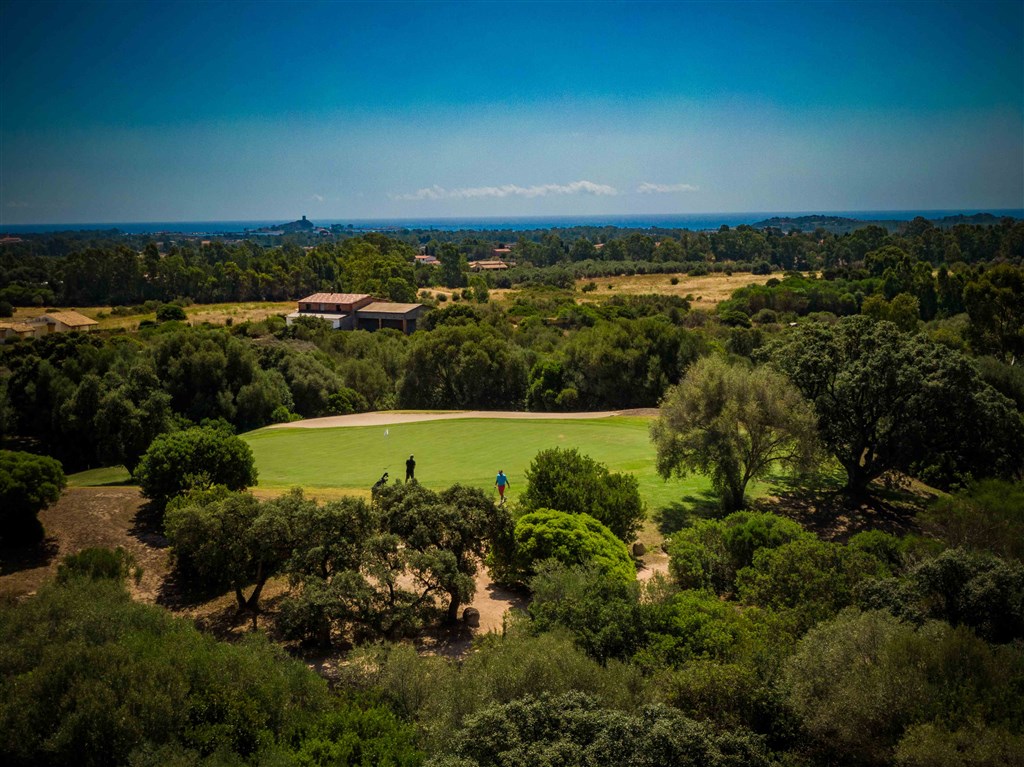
[653,490,722,536]
[753,471,933,543]
[0,535,60,576]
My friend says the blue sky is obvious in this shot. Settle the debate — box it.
[1,0,1021,224]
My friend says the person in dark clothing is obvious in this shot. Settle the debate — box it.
[406,455,416,482]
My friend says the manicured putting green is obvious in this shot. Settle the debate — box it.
[243,416,713,511]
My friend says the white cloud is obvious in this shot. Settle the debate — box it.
[310,194,325,202]
[636,182,699,194]
[390,180,618,201]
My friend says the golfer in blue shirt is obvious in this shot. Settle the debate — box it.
[495,470,510,505]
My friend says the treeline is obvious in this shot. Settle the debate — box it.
[3,217,1022,309]
[3,271,1023,487]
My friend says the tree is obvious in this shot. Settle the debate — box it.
[652,356,819,512]
[164,488,294,620]
[438,243,467,288]
[767,316,1024,494]
[963,263,1024,362]
[134,426,257,507]
[0,450,66,544]
[377,482,505,624]
[521,447,645,542]
[155,303,186,322]
[399,324,528,409]
[512,509,635,585]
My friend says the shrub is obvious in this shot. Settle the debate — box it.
[56,547,139,584]
[0,449,66,544]
[513,509,635,585]
[521,447,645,542]
[428,691,772,767]
[785,608,1024,765]
[0,578,333,767]
[917,480,1024,561]
[527,561,646,662]
[155,303,187,322]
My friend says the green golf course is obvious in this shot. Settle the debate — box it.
[242,415,721,511]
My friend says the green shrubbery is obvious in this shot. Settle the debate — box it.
[520,447,646,542]
[0,576,421,767]
[0,449,65,544]
[512,509,635,585]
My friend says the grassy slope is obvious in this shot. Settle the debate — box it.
[242,416,737,512]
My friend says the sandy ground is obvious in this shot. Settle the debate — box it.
[269,408,657,429]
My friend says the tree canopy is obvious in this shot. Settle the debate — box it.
[0,449,66,544]
[652,356,819,511]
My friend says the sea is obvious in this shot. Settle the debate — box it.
[2,210,1022,236]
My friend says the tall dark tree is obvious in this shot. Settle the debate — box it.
[767,316,1024,494]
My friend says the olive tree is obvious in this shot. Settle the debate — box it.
[651,356,819,512]
[767,316,1023,494]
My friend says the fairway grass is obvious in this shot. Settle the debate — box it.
[244,415,743,513]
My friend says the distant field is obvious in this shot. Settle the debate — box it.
[242,415,754,513]
[420,270,771,306]
[13,301,293,330]
[575,271,771,306]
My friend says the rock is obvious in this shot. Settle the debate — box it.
[463,607,480,627]
[632,542,646,557]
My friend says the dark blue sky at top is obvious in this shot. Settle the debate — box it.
[2,1,1022,223]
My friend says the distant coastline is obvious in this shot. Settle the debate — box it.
[3,209,1022,236]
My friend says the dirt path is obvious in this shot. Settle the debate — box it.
[268,408,657,430]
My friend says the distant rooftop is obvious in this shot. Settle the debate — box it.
[299,293,371,304]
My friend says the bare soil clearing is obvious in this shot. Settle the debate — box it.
[0,487,168,603]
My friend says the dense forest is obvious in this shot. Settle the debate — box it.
[1,219,1023,766]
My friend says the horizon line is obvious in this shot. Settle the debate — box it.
[3,207,1023,230]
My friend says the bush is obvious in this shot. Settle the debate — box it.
[0,300,12,317]
[513,509,635,585]
[57,547,139,584]
[0,578,333,767]
[0,449,66,544]
[134,427,257,508]
[155,303,187,322]
[917,480,1024,561]
[527,561,646,662]
[427,691,772,767]
[785,608,1024,765]
[521,447,645,542]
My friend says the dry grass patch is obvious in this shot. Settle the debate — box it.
[577,271,772,306]
[13,301,293,330]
